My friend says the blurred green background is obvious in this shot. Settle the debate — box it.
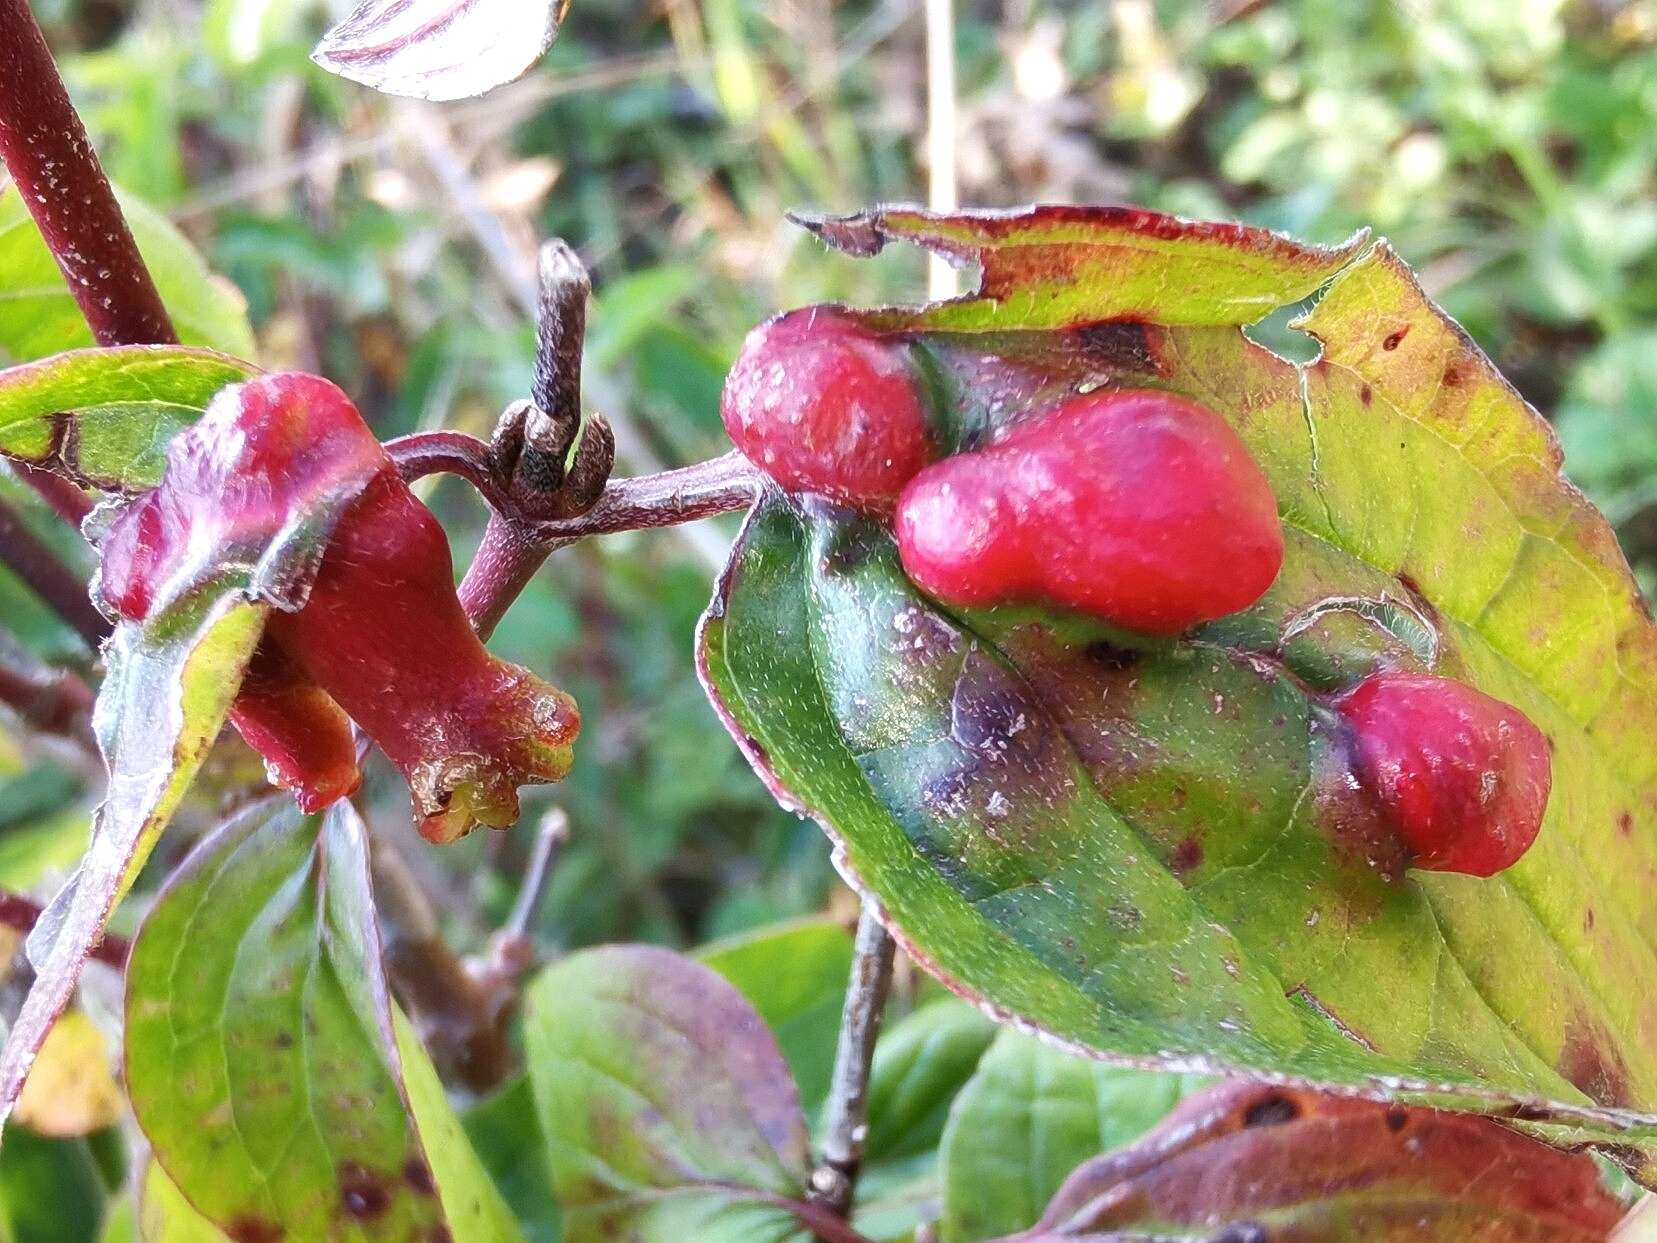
[6,0,1656,956]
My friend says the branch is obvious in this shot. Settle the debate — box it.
[0,892,128,968]
[0,0,177,348]
[810,905,897,1220]
[0,650,95,752]
[0,495,108,649]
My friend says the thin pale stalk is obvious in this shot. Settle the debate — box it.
[810,905,898,1220]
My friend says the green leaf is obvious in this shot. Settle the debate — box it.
[697,916,855,1116]
[999,1082,1628,1241]
[698,206,1657,1173]
[864,1000,997,1165]
[939,1032,1204,1241]
[526,944,821,1243]
[0,188,254,360]
[124,799,523,1243]
[138,1161,231,1242]
[463,1079,560,1243]
[0,591,264,1134]
[0,346,259,489]
[0,1127,106,1243]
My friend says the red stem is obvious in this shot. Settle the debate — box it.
[0,0,177,349]
[12,461,92,526]
[0,891,129,968]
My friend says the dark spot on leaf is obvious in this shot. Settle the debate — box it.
[1559,1018,1633,1107]
[1382,326,1409,351]
[1385,1107,1408,1132]
[1442,364,1463,386]
[1170,835,1203,876]
[404,1157,436,1196]
[339,1163,392,1220]
[1585,908,1595,932]
[1085,639,1142,671]
[226,1219,283,1243]
[1359,383,1372,406]
[1619,811,1634,836]
[1073,319,1156,373]
[272,1032,293,1050]
[1242,1092,1300,1128]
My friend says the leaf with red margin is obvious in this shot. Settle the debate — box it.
[996,1082,1627,1242]
[697,205,1657,1178]
[312,0,565,102]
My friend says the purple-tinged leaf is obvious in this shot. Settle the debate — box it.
[997,1082,1627,1241]
[525,944,873,1243]
[124,799,522,1242]
[312,0,565,102]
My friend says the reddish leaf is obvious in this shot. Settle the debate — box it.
[1006,1082,1626,1242]
[312,0,565,102]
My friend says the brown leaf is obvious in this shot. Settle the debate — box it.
[1009,1082,1626,1241]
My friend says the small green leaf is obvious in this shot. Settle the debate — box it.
[526,944,814,1243]
[698,916,855,1116]
[0,188,254,360]
[0,346,259,489]
[939,1032,1205,1241]
[0,1127,106,1243]
[124,799,522,1243]
[463,1079,560,1243]
[864,1000,997,1165]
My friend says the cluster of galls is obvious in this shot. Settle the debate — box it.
[98,374,580,844]
[721,310,1551,879]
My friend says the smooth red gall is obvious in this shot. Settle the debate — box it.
[98,372,580,842]
[1334,671,1551,877]
[721,309,932,508]
[893,389,1285,635]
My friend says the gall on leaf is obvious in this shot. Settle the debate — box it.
[894,389,1285,635]
[1333,671,1552,878]
[98,372,580,843]
[721,308,935,510]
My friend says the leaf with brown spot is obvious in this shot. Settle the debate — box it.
[993,1082,1626,1242]
[123,800,522,1242]
[699,205,1657,1177]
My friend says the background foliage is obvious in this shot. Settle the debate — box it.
[0,0,1654,1234]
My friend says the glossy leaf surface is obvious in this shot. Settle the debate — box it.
[124,800,521,1242]
[0,345,257,489]
[999,1081,1626,1241]
[699,205,1657,1170]
[312,0,564,102]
